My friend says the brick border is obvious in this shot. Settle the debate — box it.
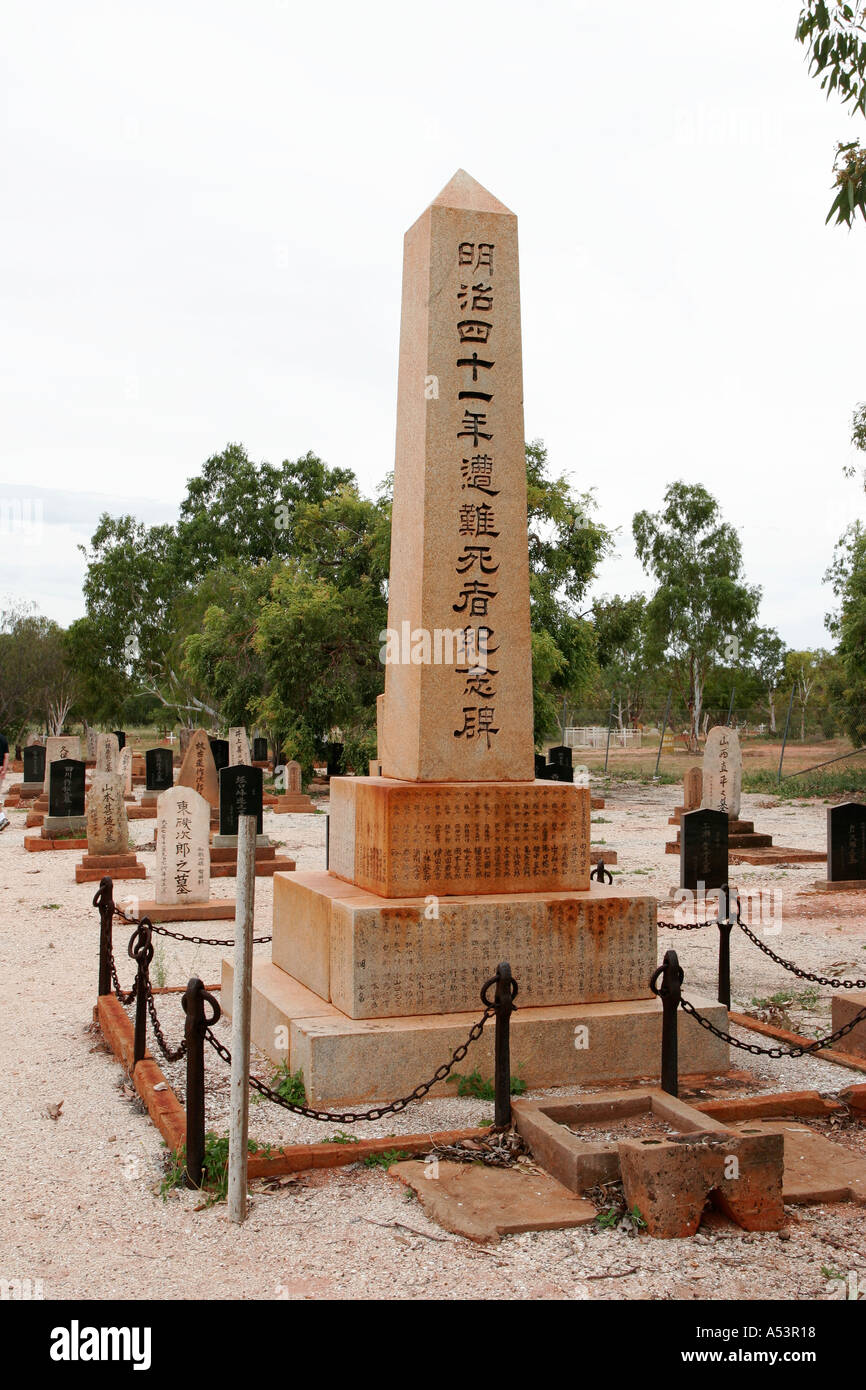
[728,1011,866,1074]
[96,994,489,1178]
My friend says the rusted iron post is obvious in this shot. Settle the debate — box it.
[650,949,683,1097]
[716,883,735,1009]
[128,919,154,1068]
[182,976,222,1188]
[481,962,518,1128]
[93,876,115,1000]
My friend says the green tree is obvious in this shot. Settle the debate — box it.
[826,521,866,742]
[747,626,787,733]
[591,593,650,730]
[0,606,78,740]
[796,2,866,226]
[633,482,761,749]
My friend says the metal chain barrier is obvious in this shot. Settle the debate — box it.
[680,995,866,1059]
[204,1003,495,1125]
[657,917,714,931]
[735,913,866,991]
[145,973,187,1063]
[112,899,271,947]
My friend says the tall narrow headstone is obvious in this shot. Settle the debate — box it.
[381,170,534,783]
[286,760,303,794]
[828,802,866,883]
[96,732,120,774]
[23,744,46,786]
[145,747,174,791]
[118,745,133,795]
[85,726,98,761]
[210,738,230,774]
[547,745,574,783]
[219,765,264,837]
[86,772,129,855]
[702,727,742,820]
[178,729,220,808]
[229,727,252,766]
[42,735,81,792]
[48,759,86,819]
[681,808,728,893]
[684,766,703,811]
[113,730,127,751]
[155,787,211,905]
[252,736,268,763]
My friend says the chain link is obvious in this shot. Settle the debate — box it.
[735,916,866,990]
[657,918,714,932]
[204,1006,495,1124]
[144,975,187,1063]
[109,948,137,1006]
[112,903,270,948]
[681,995,866,1058]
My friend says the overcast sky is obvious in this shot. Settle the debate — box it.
[1,0,864,647]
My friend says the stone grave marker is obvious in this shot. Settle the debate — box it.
[85,726,97,761]
[155,787,211,905]
[210,738,230,774]
[252,736,268,762]
[547,745,574,784]
[534,753,548,780]
[681,808,729,893]
[701,726,742,820]
[118,745,133,795]
[178,730,220,808]
[828,802,866,883]
[22,744,46,787]
[684,766,703,811]
[145,747,174,791]
[86,772,129,855]
[96,732,120,774]
[42,735,81,792]
[48,758,86,819]
[286,760,302,794]
[218,765,264,838]
[228,727,251,766]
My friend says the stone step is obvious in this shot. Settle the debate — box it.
[211,857,296,878]
[132,899,236,923]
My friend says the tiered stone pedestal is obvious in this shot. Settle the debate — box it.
[4,781,42,808]
[75,852,147,884]
[132,899,236,924]
[666,818,773,852]
[25,835,88,853]
[210,845,296,878]
[272,793,317,814]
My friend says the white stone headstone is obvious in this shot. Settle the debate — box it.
[43,735,81,792]
[701,727,742,820]
[229,726,251,766]
[155,786,211,905]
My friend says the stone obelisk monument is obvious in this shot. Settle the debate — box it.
[237,172,728,1103]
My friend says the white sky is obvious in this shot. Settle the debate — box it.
[1,0,864,646]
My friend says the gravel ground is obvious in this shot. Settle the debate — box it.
[2,780,866,1301]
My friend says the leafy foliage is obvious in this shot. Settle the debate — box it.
[796,2,866,226]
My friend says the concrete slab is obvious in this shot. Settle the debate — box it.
[732,1119,866,1205]
[388,1159,596,1243]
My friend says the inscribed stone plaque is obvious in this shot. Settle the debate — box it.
[228,727,251,766]
[219,765,263,837]
[381,170,535,783]
[49,759,86,818]
[42,735,81,792]
[85,726,97,760]
[684,766,703,811]
[210,738,230,773]
[96,732,120,774]
[178,730,219,807]
[828,802,866,882]
[23,744,46,783]
[155,787,211,905]
[548,745,573,769]
[701,726,742,819]
[252,737,268,762]
[681,808,728,892]
[87,772,128,854]
[145,747,174,791]
[286,760,302,794]
[118,745,133,794]
[113,730,126,751]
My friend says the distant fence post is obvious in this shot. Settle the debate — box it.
[654,691,672,778]
[778,686,796,785]
[603,696,616,774]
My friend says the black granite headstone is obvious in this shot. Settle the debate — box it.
[48,759,86,818]
[548,744,573,769]
[145,747,174,792]
[23,744,46,783]
[210,739,230,773]
[113,730,126,751]
[827,802,866,882]
[219,765,263,837]
[252,737,268,762]
[325,742,343,778]
[534,753,548,779]
[681,808,728,892]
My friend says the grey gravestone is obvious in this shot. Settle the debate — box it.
[828,802,866,882]
[145,747,174,792]
[48,759,86,818]
[23,744,46,783]
[219,765,263,837]
[253,737,268,762]
[210,739,230,773]
[681,808,728,892]
[113,730,126,751]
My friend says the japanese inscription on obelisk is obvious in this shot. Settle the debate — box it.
[381,170,534,783]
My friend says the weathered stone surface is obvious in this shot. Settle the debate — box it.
[329,777,590,897]
[684,766,702,811]
[389,1160,596,1243]
[285,760,302,794]
[228,726,251,766]
[177,729,219,807]
[85,725,98,761]
[272,871,656,1019]
[95,732,119,775]
[155,787,210,905]
[701,726,742,819]
[86,771,128,855]
[831,991,866,1059]
[381,171,534,783]
[42,735,81,792]
[730,1118,866,1205]
[118,745,133,795]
